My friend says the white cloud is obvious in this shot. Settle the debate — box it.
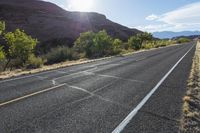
[143,2,200,32]
[160,2,200,25]
[145,14,159,21]
[135,24,171,32]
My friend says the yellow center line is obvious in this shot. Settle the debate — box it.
[0,84,66,107]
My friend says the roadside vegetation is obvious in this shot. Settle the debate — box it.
[0,21,192,74]
[181,41,200,133]
[0,21,43,71]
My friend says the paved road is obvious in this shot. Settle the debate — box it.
[0,42,195,133]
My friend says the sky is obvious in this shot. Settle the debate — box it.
[43,0,200,32]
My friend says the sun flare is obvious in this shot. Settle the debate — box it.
[69,0,94,12]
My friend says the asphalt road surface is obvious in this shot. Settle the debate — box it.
[0,42,196,133]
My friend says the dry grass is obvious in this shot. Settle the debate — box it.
[180,41,200,133]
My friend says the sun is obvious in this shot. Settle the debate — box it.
[70,0,94,12]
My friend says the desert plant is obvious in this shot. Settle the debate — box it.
[128,32,153,50]
[128,36,142,50]
[44,46,77,64]
[26,54,44,69]
[74,30,116,58]
[113,38,122,54]
[176,38,191,43]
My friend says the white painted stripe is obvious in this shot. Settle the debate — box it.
[0,84,66,107]
[112,44,195,133]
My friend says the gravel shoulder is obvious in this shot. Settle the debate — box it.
[181,41,200,133]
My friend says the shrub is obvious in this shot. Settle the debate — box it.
[155,40,168,48]
[4,29,38,65]
[128,32,153,50]
[9,58,24,69]
[113,39,122,54]
[26,54,44,69]
[44,46,77,65]
[74,30,116,58]
[93,30,114,57]
[0,21,39,70]
[0,21,5,35]
[128,36,142,50]
[74,31,96,57]
[176,38,191,43]
[122,42,129,50]
[143,42,155,49]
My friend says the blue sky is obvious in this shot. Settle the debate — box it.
[43,0,200,32]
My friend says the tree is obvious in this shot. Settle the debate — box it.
[3,29,38,69]
[128,32,153,50]
[0,22,6,65]
[93,30,113,57]
[74,31,96,57]
[74,30,114,58]
[137,32,153,43]
[0,21,5,35]
[128,36,142,50]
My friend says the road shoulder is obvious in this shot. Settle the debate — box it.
[181,41,200,133]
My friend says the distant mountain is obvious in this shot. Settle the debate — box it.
[153,31,200,39]
[172,35,200,40]
[0,0,142,54]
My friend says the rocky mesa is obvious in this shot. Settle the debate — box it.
[0,0,141,53]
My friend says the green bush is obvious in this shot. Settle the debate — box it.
[176,38,191,43]
[0,21,39,70]
[4,29,38,65]
[113,39,122,54]
[128,32,153,50]
[26,54,44,69]
[74,30,117,58]
[74,31,96,57]
[44,46,78,65]
[128,36,142,50]
[0,21,5,35]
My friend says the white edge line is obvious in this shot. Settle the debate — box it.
[0,84,66,107]
[112,44,195,133]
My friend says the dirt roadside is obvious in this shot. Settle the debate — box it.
[181,41,200,133]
